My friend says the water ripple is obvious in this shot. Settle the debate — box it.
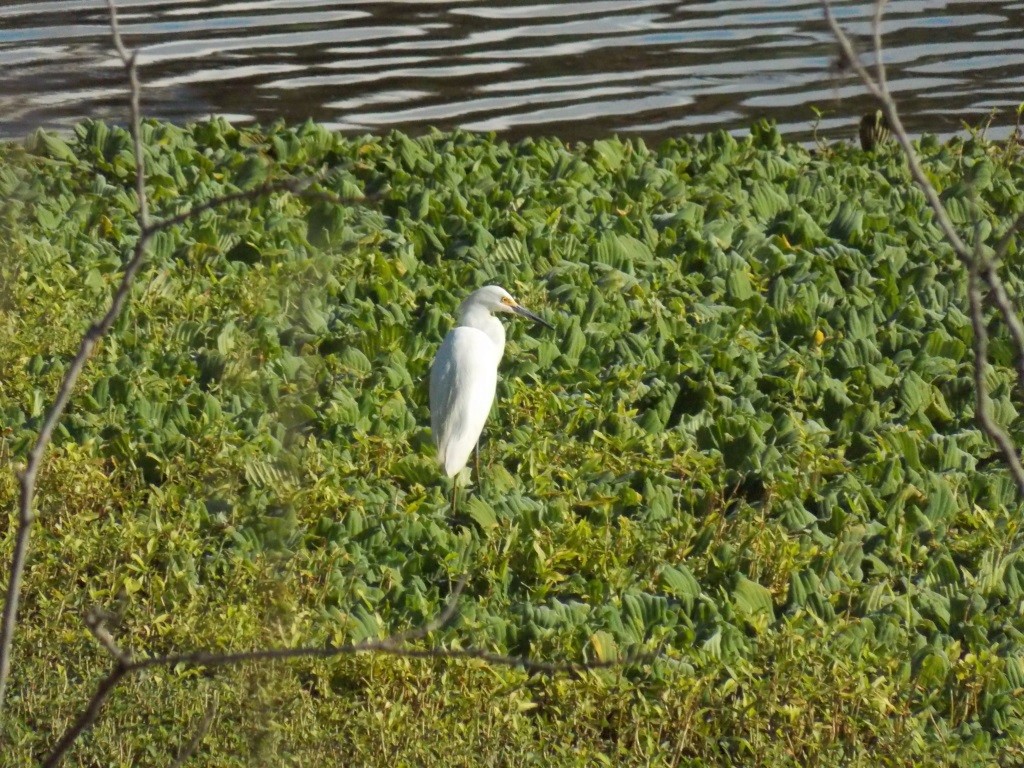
[0,0,1021,143]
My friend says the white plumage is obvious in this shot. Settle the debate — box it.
[429,285,551,479]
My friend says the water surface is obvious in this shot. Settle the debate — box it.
[1,0,1022,143]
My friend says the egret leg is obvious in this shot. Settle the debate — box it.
[450,482,459,516]
[474,437,481,490]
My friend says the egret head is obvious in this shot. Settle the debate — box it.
[459,285,553,328]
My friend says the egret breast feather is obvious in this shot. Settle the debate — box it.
[429,326,501,477]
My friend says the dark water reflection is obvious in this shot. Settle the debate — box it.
[1,0,1022,144]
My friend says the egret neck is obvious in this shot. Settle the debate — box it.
[458,298,506,353]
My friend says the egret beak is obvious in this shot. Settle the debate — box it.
[512,303,554,329]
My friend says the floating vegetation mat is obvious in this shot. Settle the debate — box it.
[2,119,1024,765]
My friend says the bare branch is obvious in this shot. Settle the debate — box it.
[169,697,218,768]
[980,260,1024,391]
[968,247,1024,496]
[995,209,1024,263]
[821,0,1024,494]
[379,572,469,646]
[127,634,650,679]
[150,179,375,237]
[0,0,154,712]
[84,608,131,666]
[107,0,148,229]
[0,264,146,711]
[821,0,971,261]
[152,177,310,234]
[42,579,655,767]
[0,3,369,714]
[41,663,130,768]
[870,0,889,96]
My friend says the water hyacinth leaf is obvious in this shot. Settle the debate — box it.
[300,297,328,335]
[485,463,516,493]
[726,268,754,301]
[749,180,789,221]
[216,320,237,355]
[913,646,950,688]
[338,347,372,376]
[235,156,269,188]
[659,564,701,609]
[243,457,284,488]
[732,576,775,630]
[330,388,360,424]
[1005,656,1024,690]
[32,129,79,162]
[773,207,827,246]
[593,232,652,269]
[589,630,618,662]
[778,499,817,531]
[703,219,734,249]
[829,200,864,241]
[560,319,587,367]
[348,606,382,643]
[788,569,821,607]
[924,475,957,524]
[642,478,675,521]
[967,156,994,188]
[590,138,626,171]
[536,338,560,368]
[465,497,498,531]
[899,371,931,415]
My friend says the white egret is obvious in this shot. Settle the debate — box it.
[429,285,552,509]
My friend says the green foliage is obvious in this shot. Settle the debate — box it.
[2,119,1024,765]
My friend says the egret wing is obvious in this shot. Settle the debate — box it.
[429,327,499,476]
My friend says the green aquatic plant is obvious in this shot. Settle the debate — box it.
[2,118,1024,765]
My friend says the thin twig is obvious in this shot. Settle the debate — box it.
[995,209,1024,262]
[0,0,149,712]
[127,635,647,678]
[0,2,364,714]
[980,261,1024,390]
[821,0,970,260]
[987,208,1024,387]
[153,178,309,233]
[42,576,653,767]
[168,697,218,768]
[870,0,889,97]
[107,0,148,229]
[377,572,469,646]
[41,663,130,768]
[84,608,131,666]
[821,0,1024,495]
[967,247,1024,494]
[152,180,374,235]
